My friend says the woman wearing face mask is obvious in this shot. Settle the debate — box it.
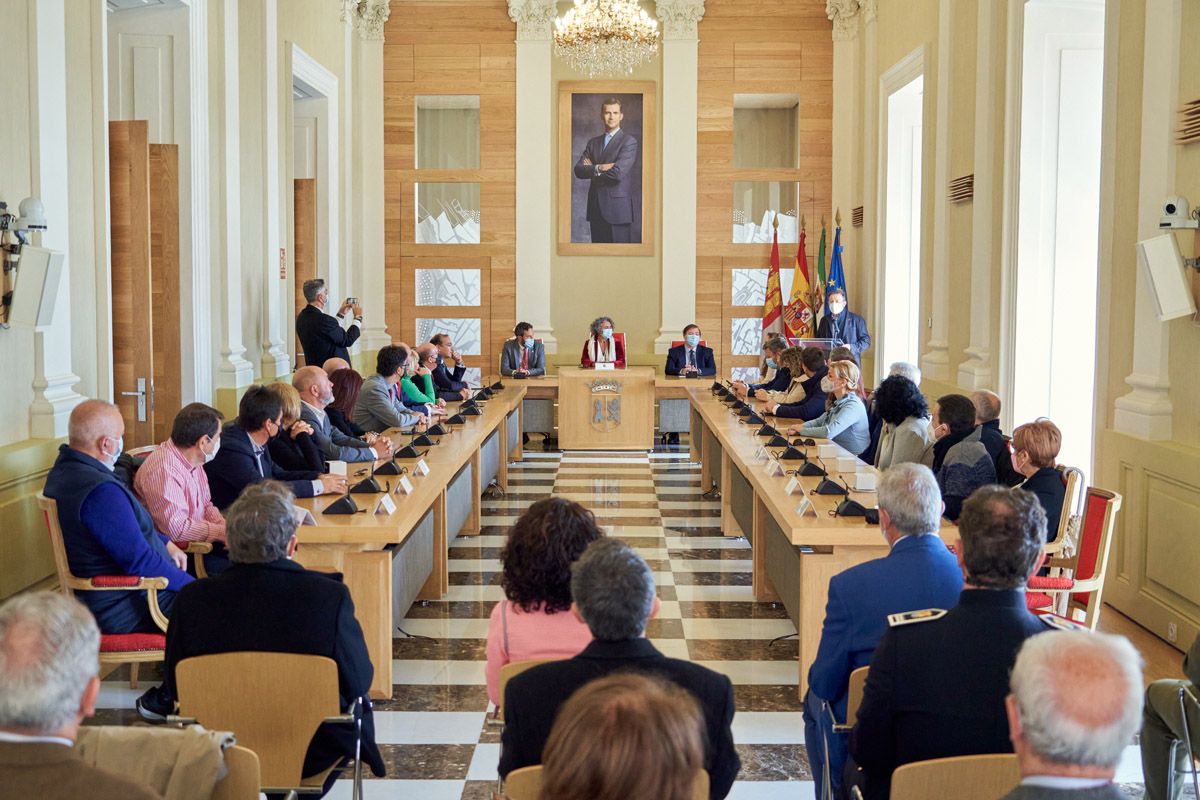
[785,359,871,455]
[580,315,626,369]
[502,322,547,377]
[401,345,448,417]
[815,288,872,359]
[1009,418,1067,540]
[263,382,325,473]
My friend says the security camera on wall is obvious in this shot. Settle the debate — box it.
[1159,196,1199,229]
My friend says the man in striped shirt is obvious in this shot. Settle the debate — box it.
[133,403,229,575]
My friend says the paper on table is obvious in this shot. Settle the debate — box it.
[292,505,316,526]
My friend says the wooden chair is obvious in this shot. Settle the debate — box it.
[1042,465,1084,557]
[504,765,709,800]
[38,493,168,689]
[1026,487,1122,630]
[211,745,262,800]
[822,666,870,799]
[888,753,1020,800]
[489,658,557,726]
[172,652,364,799]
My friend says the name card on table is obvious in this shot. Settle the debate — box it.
[594,363,615,371]
[767,460,786,477]
[415,459,431,477]
[394,475,415,496]
[795,496,817,517]
[327,460,348,476]
[291,505,317,526]
[753,445,768,463]
[375,494,397,515]
[836,455,859,473]
[785,476,802,496]
[817,443,843,459]
[854,471,878,492]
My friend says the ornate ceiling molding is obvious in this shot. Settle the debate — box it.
[341,0,391,41]
[508,0,557,42]
[655,0,706,41]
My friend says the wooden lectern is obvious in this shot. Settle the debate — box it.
[558,366,655,450]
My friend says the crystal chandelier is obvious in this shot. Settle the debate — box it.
[553,0,661,78]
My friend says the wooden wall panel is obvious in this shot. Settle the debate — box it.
[294,178,318,364]
[383,2,515,378]
[149,144,181,444]
[697,0,833,371]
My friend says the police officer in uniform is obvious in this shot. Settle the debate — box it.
[846,485,1063,800]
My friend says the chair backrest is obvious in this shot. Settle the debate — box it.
[505,765,708,800]
[889,754,1020,800]
[176,652,343,790]
[211,745,261,800]
[670,340,708,348]
[614,331,626,353]
[1053,465,1084,544]
[37,494,79,595]
[1070,487,1122,626]
[846,666,869,724]
[126,445,158,457]
[495,658,557,722]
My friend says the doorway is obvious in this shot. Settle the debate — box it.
[878,71,925,373]
[1009,0,1104,474]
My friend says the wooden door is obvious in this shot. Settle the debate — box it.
[109,120,156,446]
[149,144,181,443]
[293,178,317,366]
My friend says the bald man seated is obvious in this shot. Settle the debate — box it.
[972,390,1021,486]
[1002,631,1143,799]
[42,400,193,635]
[293,366,391,464]
[321,357,350,376]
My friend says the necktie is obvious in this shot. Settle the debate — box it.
[253,447,265,477]
[520,346,528,371]
[688,349,696,369]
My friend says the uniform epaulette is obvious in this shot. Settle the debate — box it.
[1038,613,1088,631]
[887,608,947,627]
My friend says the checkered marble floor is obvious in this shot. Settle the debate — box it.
[90,445,1157,799]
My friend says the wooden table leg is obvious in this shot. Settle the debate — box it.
[460,450,482,536]
[752,495,781,603]
[720,450,742,539]
[417,492,448,600]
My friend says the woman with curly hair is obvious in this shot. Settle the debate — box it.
[873,374,934,470]
[485,498,603,707]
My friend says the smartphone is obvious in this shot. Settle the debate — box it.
[346,297,358,306]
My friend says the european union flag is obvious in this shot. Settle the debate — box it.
[826,224,846,302]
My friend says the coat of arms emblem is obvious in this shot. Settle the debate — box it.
[589,377,621,432]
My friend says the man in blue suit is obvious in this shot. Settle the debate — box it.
[665,324,716,377]
[803,462,962,799]
[573,97,639,243]
[816,288,871,359]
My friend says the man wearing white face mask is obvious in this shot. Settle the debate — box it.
[43,400,193,637]
[816,289,872,359]
[134,403,232,576]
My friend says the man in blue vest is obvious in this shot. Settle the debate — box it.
[803,463,962,798]
[43,400,193,636]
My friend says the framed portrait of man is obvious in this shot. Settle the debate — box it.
[557,81,656,256]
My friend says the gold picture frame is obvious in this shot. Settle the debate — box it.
[557,80,656,256]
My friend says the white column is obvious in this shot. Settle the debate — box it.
[187,0,214,402]
[508,0,558,353]
[956,0,998,389]
[828,0,860,330]
[210,0,255,393]
[920,0,953,381]
[653,0,705,353]
[1112,0,1180,440]
[28,0,84,437]
[860,0,878,342]
[350,6,392,353]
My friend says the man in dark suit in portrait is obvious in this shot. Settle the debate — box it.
[499,538,740,799]
[295,278,362,368]
[573,97,639,243]
[163,481,386,795]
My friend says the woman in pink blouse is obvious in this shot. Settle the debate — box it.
[486,498,603,707]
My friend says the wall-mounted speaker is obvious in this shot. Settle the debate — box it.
[1135,234,1196,321]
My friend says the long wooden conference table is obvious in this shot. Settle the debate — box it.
[293,386,525,699]
[686,385,955,697]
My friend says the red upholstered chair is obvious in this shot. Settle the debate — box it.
[37,493,168,688]
[1026,487,1122,631]
[670,340,708,348]
[1041,465,1084,557]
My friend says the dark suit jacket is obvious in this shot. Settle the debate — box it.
[204,422,318,510]
[979,419,1025,487]
[573,129,639,225]
[1019,467,1067,542]
[295,304,360,367]
[431,356,467,400]
[772,366,828,420]
[1000,784,1125,800]
[267,429,324,473]
[665,344,716,376]
[499,638,740,799]
[807,535,963,721]
[817,310,872,358]
[749,367,791,397]
[500,339,546,377]
[326,406,366,438]
[163,559,385,778]
[849,589,1051,800]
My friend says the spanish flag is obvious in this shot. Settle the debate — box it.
[762,216,784,339]
[783,224,813,338]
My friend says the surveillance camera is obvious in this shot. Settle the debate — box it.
[1160,196,1199,229]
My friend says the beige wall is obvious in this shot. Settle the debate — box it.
[842,0,1200,647]
[549,56,663,366]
